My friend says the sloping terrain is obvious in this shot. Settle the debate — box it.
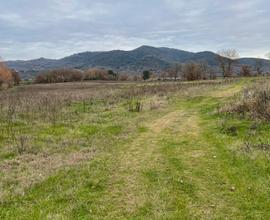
[7,46,270,79]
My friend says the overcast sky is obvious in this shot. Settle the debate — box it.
[1,0,270,60]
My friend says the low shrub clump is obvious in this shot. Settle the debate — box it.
[84,68,116,80]
[128,99,143,112]
[182,63,207,81]
[220,82,270,121]
[240,65,252,77]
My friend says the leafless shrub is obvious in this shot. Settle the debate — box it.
[11,70,21,86]
[35,69,84,83]
[182,62,211,81]
[167,64,182,80]
[84,68,113,80]
[160,71,168,81]
[118,73,130,81]
[220,82,270,121]
[240,65,252,77]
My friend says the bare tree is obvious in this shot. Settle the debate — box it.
[255,59,263,76]
[160,70,167,81]
[240,65,252,77]
[182,62,204,81]
[167,64,182,80]
[11,69,21,86]
[198,61,215,79]
[217,49,239,77]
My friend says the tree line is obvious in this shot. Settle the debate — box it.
[34,68,143,83]
[1,50,270,87]
[34,59,270,84]
[34,62,216,84]
[216,49,270,77]
[34,49,270,83]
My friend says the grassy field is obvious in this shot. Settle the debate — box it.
[0,79,269,219]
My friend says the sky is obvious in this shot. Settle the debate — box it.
[0,0,270,60]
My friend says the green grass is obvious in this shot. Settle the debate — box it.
[0,79,270,219]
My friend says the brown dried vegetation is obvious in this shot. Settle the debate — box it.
[220,82,270,121]
[0,61,13,88]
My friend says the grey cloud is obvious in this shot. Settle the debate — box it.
[1,0,270,60]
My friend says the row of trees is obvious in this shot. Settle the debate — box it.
[2,49,270,86]
[35,55,269,84]
[142,62,216,81]
[0,61,21,89]
[34,68,141,83]
[216,49,270,77]
[31,50,270,84]
[143,50,270,81]
[238,64,265,77]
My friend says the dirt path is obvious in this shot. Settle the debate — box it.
[105,83,245,218]
[2,81,270,219]
[106,108,201,217]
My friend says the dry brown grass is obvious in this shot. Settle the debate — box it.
[220,81,270,121]
[0,80,234,203]
[0,148,95,201]
[0,80,235,153]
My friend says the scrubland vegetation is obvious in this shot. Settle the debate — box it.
[0,76,269,219]
[221,81,270,121]
[0,62,21,89]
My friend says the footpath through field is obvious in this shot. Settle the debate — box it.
[1,81,269,219]
[100,83,267,219]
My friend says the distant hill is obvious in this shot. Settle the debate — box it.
[6,45,270,79]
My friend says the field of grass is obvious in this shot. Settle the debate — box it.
[0,78,269,219]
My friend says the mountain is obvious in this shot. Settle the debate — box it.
[6,46,270,79]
